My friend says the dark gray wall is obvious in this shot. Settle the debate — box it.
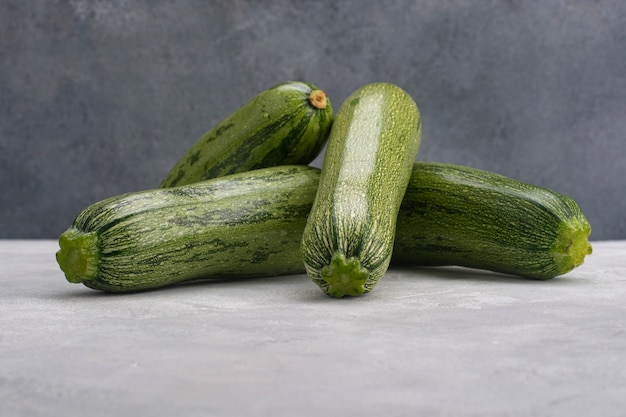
[1,1,625,240]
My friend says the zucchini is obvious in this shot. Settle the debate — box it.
[393,162,593,279]
[56,166,320,292]
[300,83,422,297]
[159,81,333,188]
[56,163,592,293]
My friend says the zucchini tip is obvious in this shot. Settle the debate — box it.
[320,252,369,298]
[309,89,328,110]
[56,228,100,284]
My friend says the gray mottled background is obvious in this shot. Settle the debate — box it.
[1,0,625,240]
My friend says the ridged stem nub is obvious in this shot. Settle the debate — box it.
[550,217,593,277]
[320,252,370,298]
[56,228,100,284]
[309,90,328,109]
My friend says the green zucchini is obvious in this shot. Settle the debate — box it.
[159,81,333,188]
[300,83,422,297]
[393,162,593,279]
[56,166,320,292]
[56,163,591,293]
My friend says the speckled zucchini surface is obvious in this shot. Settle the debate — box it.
[393,162,592,279]
[56,163,592,293]
[300,83,422,297]
[57,166,320,292]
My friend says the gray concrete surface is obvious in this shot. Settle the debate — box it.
[1,240,625,416]
[1,1,625,239]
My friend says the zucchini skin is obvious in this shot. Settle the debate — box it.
[56,163,592,293]
[300,83,422,297]
[56,166,320,292]
[393,162,593,279]
[159,81,333,188]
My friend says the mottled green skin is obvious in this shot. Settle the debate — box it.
[56,166,320,292]
[56,163,593,293]
[159,81,333,188]
[301,83,422,297]
[393,163,593,279]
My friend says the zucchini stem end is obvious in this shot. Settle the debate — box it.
[320,252,369,297]
[551,217,593,277]
[56,228,100,284]
[309,90,328,110]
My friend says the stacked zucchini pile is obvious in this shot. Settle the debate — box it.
[56,81,592,297]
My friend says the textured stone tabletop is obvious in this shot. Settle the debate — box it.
[1,240,625,416]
